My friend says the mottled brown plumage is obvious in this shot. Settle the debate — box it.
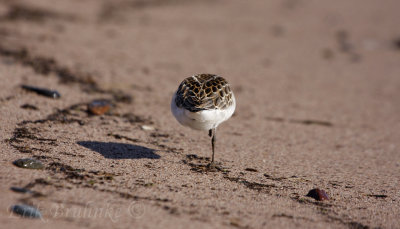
[174,74,234,112]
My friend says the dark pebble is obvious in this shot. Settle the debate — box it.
[10,204,42,218]
[13,158,44,169]
[245,168,258,172]
[10,186,44,197]
[306,188,329,201]
[10,187,33,194]
[367,194,388,199]
[21,85,61,99]
[20,104,39,110]
[88,100,111,115]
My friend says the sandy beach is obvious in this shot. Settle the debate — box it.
[1,0,400,228]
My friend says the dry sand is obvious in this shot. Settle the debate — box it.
[1,0,400,228]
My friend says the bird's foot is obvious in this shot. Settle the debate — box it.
[206,161,215,168]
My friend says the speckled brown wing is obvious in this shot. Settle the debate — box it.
[175,74,234,112]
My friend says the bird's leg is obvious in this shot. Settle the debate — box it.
[211,128,216,164]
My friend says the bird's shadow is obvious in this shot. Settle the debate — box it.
[77,141,160,159]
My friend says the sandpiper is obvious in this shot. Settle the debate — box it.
[171,74,236,164]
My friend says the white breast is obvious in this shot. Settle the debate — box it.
[171,93,236,131]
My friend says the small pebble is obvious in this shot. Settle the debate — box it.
[88,100,111,115]
[306,188,329,201]
[13,158,44,169]
[10,187,33,194]
[10,204,42,218]
[245,168,258,172]
[21,85,61,99]
[141,125,155,131]
[20,104,39,110]
[367,194,388,199]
